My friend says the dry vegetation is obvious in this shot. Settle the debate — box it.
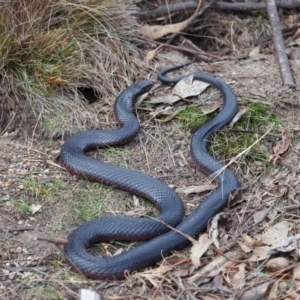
[0,0,143,134]
[1,1,300,300]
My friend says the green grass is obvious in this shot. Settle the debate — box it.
[176,99,282,169]
[71,185,106,223]
[14,176,68,216]
[100,146,136,170]
[43,113,66,132]
[25,284,64,300]
[24,175,67,200]
[176,104,213,132]
[16,201,34,214]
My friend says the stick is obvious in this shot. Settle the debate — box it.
[165,0,203,46]
[267,0,295,87]
[136,0,300,20]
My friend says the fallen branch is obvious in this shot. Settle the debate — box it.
[136,0,300,20]
[267,0,295,87]
[165,0,203,46]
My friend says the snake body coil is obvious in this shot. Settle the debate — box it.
[61,64,240,279]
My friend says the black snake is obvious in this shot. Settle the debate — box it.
[60,63,240,279]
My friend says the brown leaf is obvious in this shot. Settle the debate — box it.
[242,234,266,247]
[269,129,290,164]
[151,75,210,105]
[271,233,300,252]
[232,263,246,291]
[261,221,290,245]
[229,107,248,128]
[247,246,271,262]
[188,251,243,283]
[144,46,162,66]
[140,14,194,40]
[190,233,213,268]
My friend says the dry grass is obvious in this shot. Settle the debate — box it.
[0,0,143,133]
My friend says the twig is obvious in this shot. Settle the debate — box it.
[236,262,300,299]
[142,38,218,61]
[165,0,203,46]
[136,1,198,19]
[165,0,219,46]
[37,236,68,245]
[136,0,300,20]
[267,0,295,87]
[3,265,48,273]
[254,186,288,225]
[7,227,34,232]
[277,202,300,212]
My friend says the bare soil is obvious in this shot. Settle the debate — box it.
[1,52,300,299]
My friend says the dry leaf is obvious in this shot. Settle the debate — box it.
[239,281,272,300]
[200,101,221,115]
[269,129,290,164]
[172,268,190,277]
[249,46,260,57]
[238,241,253,253]
[140,17,192,40]
[144,45,162,66]
[293,265,300,280]
[268,281,279,300]
[140,0,201,55]
[176,184,216,195]
[242,234,266,247]
[30,204,42,214]
[173,75,210,99]
[151,75,210,105]
[229,107,248,127]
[204,296,221,300]
[287,37,300,48]
[188,251,243,283]
[161,106,187,122]
[247,246,271,262]
[105,39,118,52]
[253,208,269,224]
[248,87,267,99]
[232,263,246,291]
[190,233,213,268]
[211,273,223,289]
[209,213,222,248]
[134,264,173,286]
[271,233,300,252]
[261,221,290,245]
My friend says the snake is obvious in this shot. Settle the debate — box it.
[60,63,240,279]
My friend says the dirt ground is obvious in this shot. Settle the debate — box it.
[1,51,300,299]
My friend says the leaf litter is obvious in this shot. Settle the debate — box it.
[150,75,210,105]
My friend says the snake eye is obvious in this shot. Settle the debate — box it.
[138,80,154,94]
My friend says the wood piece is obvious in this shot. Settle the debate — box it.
[267,0,295,87]
[136,0,300,20]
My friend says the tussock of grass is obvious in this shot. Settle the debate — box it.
[24,175,67,200]
[176,104,214,131]
[0,0,142,132]
[72,186,106,223]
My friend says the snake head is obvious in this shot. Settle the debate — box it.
[132,80,154,97]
